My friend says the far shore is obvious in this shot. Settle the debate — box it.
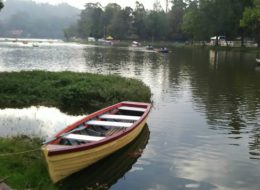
[1,37,259,52]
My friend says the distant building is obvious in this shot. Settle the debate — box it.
[244,41,258,47]
[209,36,258,47]
[210,36,226,46]
[88,37,95,42]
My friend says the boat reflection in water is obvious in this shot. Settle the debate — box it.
[60,124,150,190]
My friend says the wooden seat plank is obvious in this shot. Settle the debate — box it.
[119,106,146,112]
[86,120,132,128]
[100,114,141,121]
[65,134,105,141]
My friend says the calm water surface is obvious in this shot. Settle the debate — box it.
[0,42,260,190]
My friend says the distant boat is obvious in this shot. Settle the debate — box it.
[157,47,169,53]
[104,40,113,46]
[132,41,141,47]
[17,42,33,47]
[42,101,151,183]
[256,58,260,63]
[32,43,40,47]
[145,45,154,50]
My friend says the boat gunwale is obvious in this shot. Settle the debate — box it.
[44,101,151,156]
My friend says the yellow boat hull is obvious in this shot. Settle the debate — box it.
[42,118,147,183]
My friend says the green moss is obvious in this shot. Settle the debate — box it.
[0,71,151,114]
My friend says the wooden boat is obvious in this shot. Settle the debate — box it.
[62,125,150,189]
[41,101,151,183]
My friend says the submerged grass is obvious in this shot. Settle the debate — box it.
[0,71,151,114]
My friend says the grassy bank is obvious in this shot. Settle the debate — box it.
[0,137,56,190]
[0,71,151,114]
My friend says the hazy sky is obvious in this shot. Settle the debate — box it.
[31,0,167,10]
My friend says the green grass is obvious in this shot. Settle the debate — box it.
[0,137,56,190]
[0,71,151,114]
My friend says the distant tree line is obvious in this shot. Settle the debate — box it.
[65,0,260,46]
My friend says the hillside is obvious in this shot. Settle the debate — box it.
[0,0,80,39]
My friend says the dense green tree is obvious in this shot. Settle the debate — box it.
[168,0,187,40]
[212,0,252,41]
[109,7,133,39]
[144,1,168,41]
[240,0,260,46]
[183,0,253,45]
[103,3,122,37]
[145,10,167,41]
[70,0,259,46]
[0,0,3,11]
[182,0,207,41]
[132,1,147,39]
[78,3,104,39]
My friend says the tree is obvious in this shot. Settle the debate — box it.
[145,10,167,41]
[132,1,147,39]
[103,3,122,37]
[0,0,3,10]
[168,0,187,40]
[111,7,133,39]
[183,0,253,45]
[78,3,104,39]
[182,0,208,41]
[153,0,163,12]
[240,0,260,46]
[72,0,257,43]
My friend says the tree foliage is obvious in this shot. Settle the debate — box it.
[66,0,259,45]
[240,0,260,45]
[0,0,3,10]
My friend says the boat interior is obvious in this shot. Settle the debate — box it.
[58,105,146,146]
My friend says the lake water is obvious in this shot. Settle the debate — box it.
[0,42,260,190]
